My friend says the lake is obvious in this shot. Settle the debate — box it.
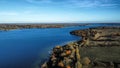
[0,23,119,68]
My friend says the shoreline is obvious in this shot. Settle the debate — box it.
[0,23,88,31]
[41,26,120,68]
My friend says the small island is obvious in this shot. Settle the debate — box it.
[41,26,120,68]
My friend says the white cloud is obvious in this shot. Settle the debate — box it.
[26,0,52,4]
[0,10,34,16]
[69,0,119,7]
[100,3,118,7]
[26,0,119,8]
[0,12,19,16]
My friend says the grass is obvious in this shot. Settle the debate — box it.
[80,46,120,63]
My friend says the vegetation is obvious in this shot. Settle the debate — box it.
[41,26,120,68]
[0,23,88,31]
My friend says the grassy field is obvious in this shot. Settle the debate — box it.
[80,46,120,63]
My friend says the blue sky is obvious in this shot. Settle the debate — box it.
[0,0,120,23]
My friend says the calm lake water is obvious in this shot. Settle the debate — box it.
[0,23,119,68]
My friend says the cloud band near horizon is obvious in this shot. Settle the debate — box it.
[26,0,119,7]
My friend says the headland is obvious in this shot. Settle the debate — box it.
[41,26,120,68]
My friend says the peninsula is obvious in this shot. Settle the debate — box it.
[41,26,120,68]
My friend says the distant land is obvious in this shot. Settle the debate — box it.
[0,23,120,31]
[0,23,88,31]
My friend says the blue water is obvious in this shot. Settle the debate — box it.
[0,23,119,68]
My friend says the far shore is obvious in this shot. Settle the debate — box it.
[0,23,88,31]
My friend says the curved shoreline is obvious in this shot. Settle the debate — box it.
[41,26,120,68]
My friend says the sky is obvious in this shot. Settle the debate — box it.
[0,0,120,23]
